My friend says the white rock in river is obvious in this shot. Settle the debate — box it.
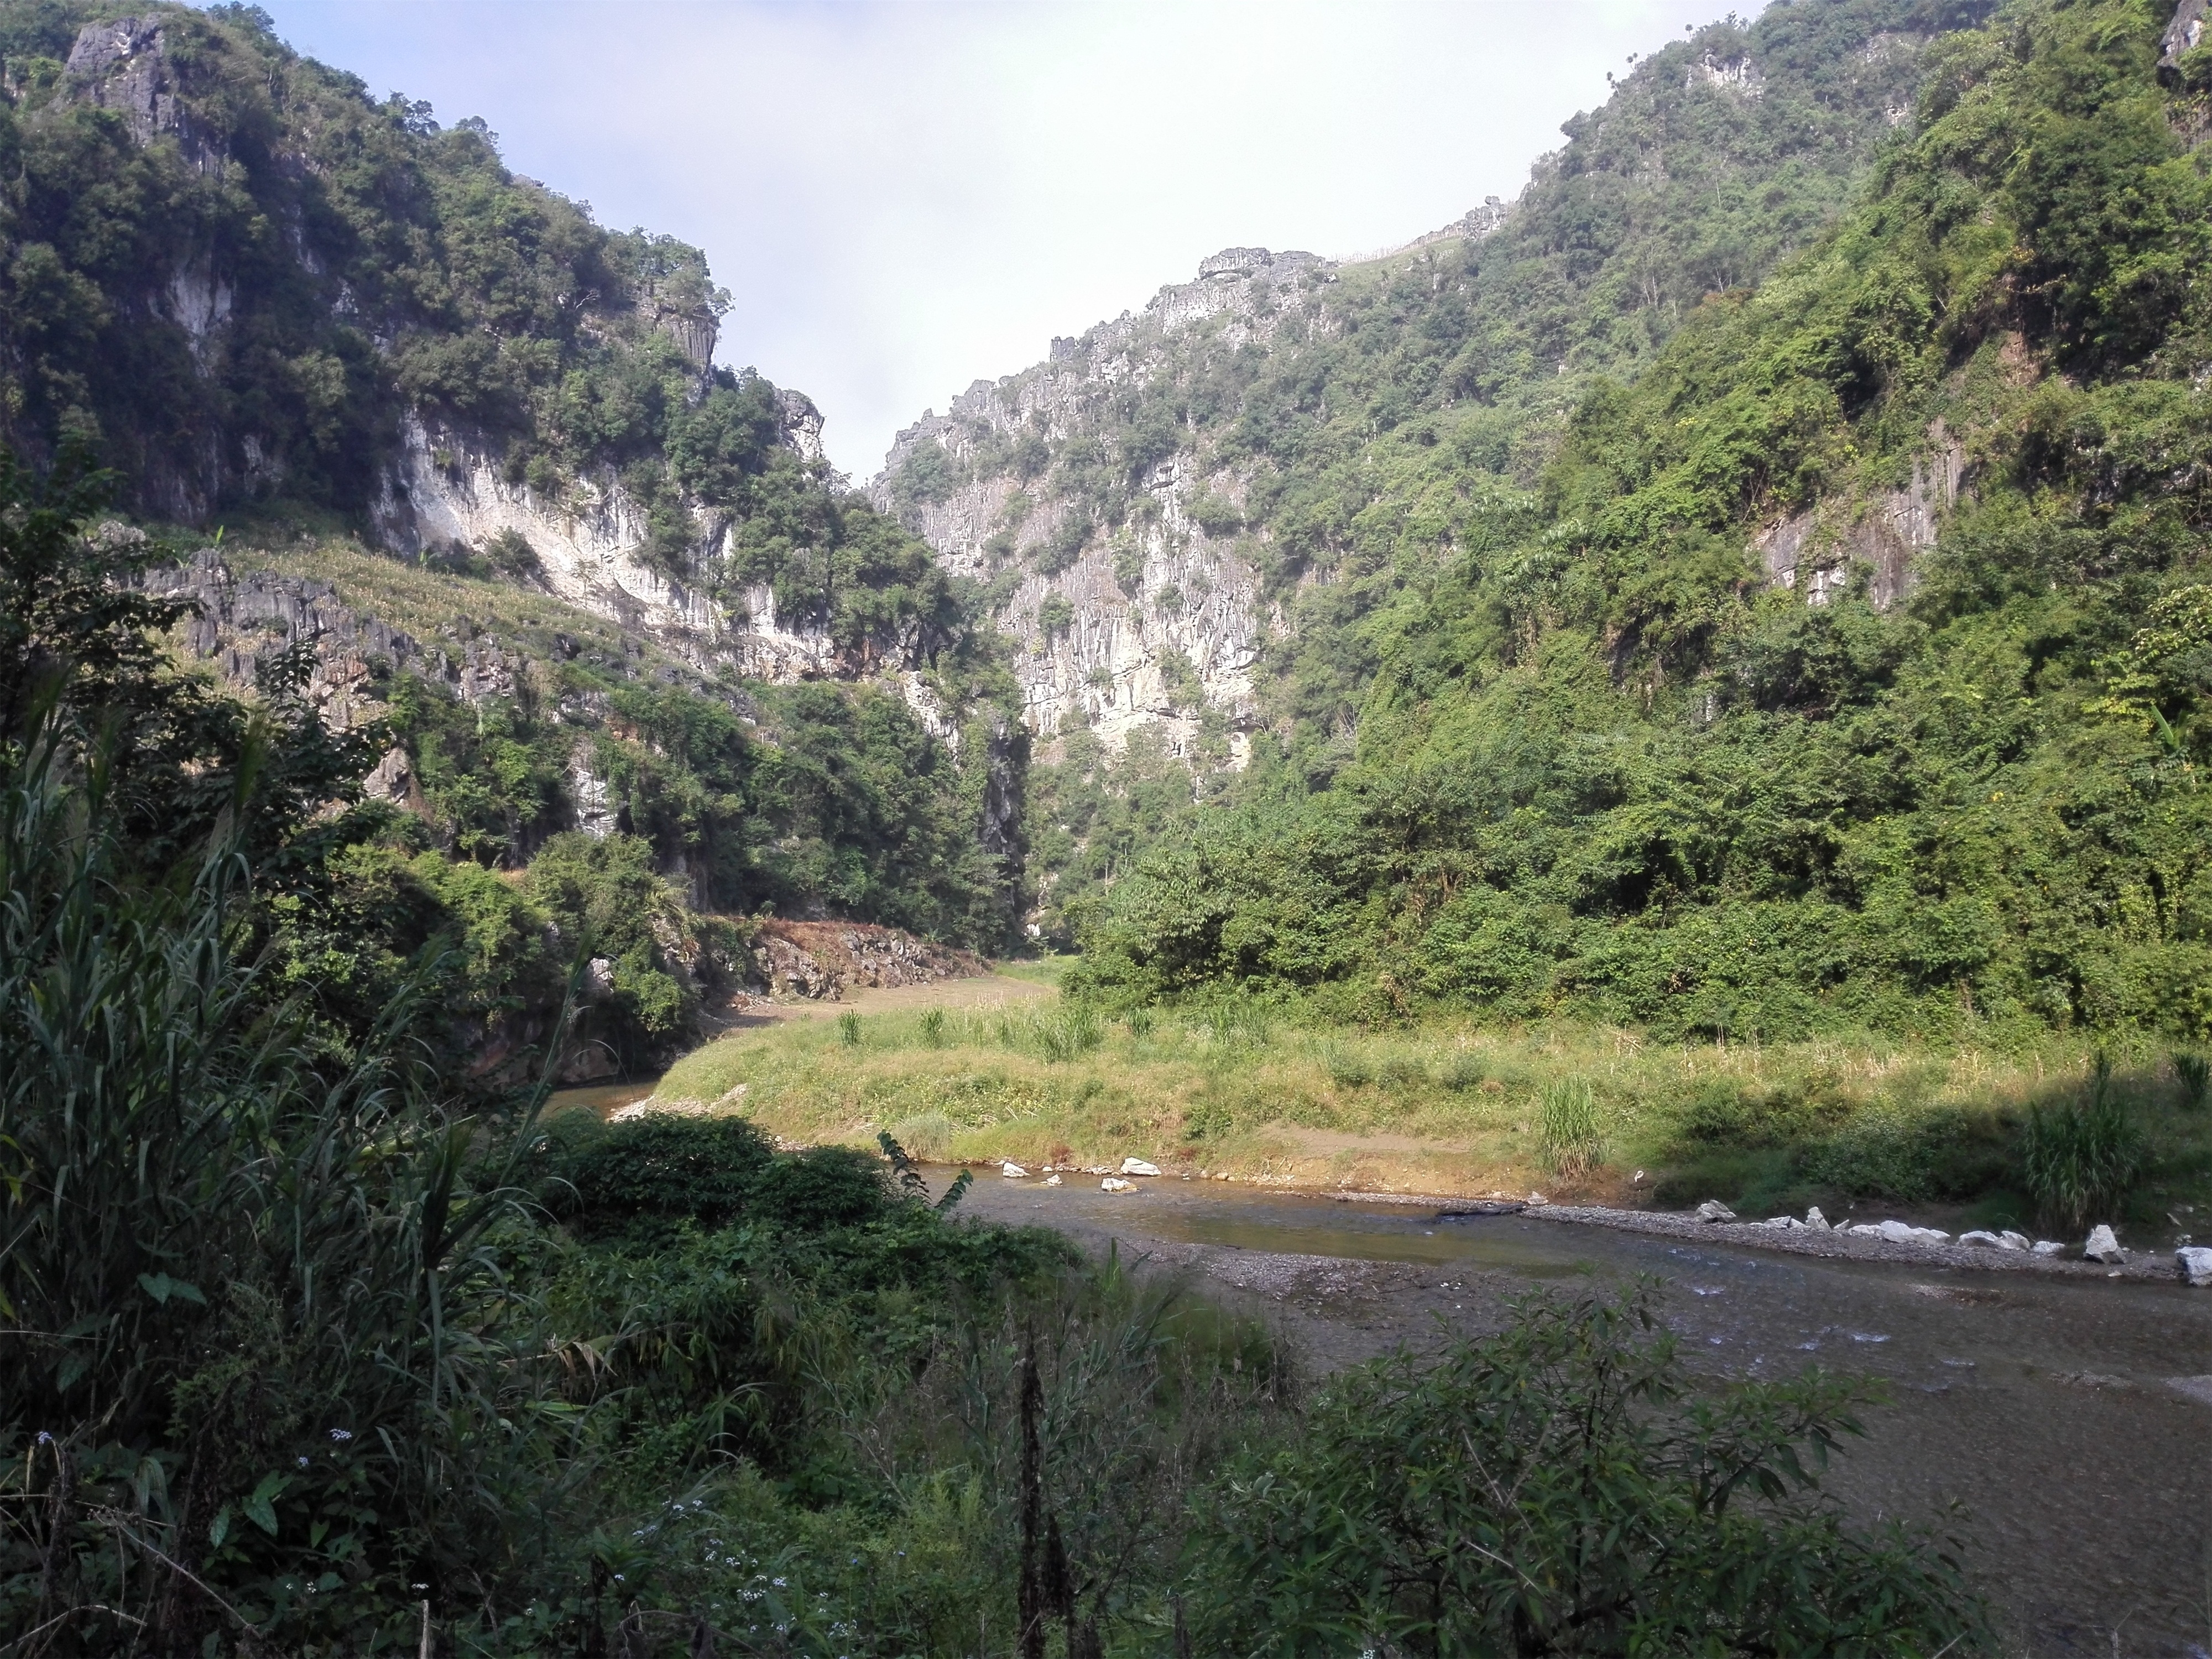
[1120,1157,1162,1177]
[1696,1200,1738,1223]
[1999,1230,2031,1251]
[1958,1230,2005,1249]
[1871,1219,1949,1245]
[1102,1177,1138,1193]
[2084,1224,2125,1264]
[1762,1215,1804,1229]
[1804,1207,1830,1230]
[1042,1172,1063,1187]
[2177,1245,2212,1287]
[1001,1162,1029,1179]
[2031,1240,2066,1256]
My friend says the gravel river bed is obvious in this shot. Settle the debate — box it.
[951,1173,2212,1658]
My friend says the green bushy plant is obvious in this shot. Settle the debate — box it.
[2020,1055,2146,1235]
[1187,1286,1987,1656]
[1537,1078,1606,1181]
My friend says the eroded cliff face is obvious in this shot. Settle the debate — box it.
[872,246,1355,762]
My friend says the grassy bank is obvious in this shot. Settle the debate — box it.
[653,1000,2212,1243]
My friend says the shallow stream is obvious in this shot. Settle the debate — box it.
[958,1176,2212,1657]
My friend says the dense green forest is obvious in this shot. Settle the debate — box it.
[1072,0,2212,1047]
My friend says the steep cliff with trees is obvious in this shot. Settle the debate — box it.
[0,0,1030,1070]
[876,0,1994,932]
[1073,0,2212,1045]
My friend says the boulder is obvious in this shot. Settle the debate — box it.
[2177,1245,2212,1287]
[2031,1240,2066,1256]
[1101,1177,1138,1193]
[2084,1224,2125,1265]
[1958,1230,2005,1249]
[1999,1231,2031,1251]
[1042,1172,1063,1187]
[1695,1200,1738,1224]
[1804,1206,1830,1230]
[1874,1219,1949,1245]
[1761,1215,1804,1229]
[1120,1157,1162,1177]
[1001,1162,1028,1180]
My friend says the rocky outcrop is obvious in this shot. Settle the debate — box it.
[66,17,207,158]
[1757,428,1964,609]
[373,419,726,649]
[2161,0,2208,79]
[143,551,424,732]
[747,919,985,1001]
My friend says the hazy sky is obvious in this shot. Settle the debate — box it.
[256,1,1727,477]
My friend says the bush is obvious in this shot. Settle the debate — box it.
[2019,1056,2146,1234]
[548,1115,788,1233]
[1188,1286,1988,1656]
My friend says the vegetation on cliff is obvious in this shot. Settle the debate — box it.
[1074,0,2212,1050]
[0,0,1028,999]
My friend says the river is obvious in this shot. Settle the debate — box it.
[954,1174,2212,1658]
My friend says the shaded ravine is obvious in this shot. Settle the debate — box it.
[953,1175,2212,1659]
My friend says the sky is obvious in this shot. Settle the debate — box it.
[255,1,1730,479]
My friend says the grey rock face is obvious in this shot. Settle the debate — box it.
[872,247,1333,758]
[2161,0,2208,77]
[2084,1224,2126,1264]
[2178,1245,2212,1287]
[1756,425,1964,610]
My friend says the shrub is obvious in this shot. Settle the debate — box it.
[1188,1287,1987,1656]
[2019,1055,2146,1234]
[920,1007,947,1047]
[1440,1052,1487,1091]
[1326,1045,1373,1087]
[551,1115,779,1233]
[838,1008,862,1046]
[1035,1004,1102,1063]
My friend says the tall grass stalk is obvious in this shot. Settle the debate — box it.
[2174,1050,2209,1113]
[2020,1053,2145,1234]
[1537,1080,1606,1182]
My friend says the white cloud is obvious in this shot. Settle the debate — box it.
[257,0,1726,476]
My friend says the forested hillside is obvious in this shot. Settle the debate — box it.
[1076,0,2212,1044]
[876,0,1994,932]
[0,0,1029,1071]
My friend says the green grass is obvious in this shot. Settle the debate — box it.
[991,953,1078,987]
[645,1003,2212,1241]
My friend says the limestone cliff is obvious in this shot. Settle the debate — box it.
[873,245,1356,763]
